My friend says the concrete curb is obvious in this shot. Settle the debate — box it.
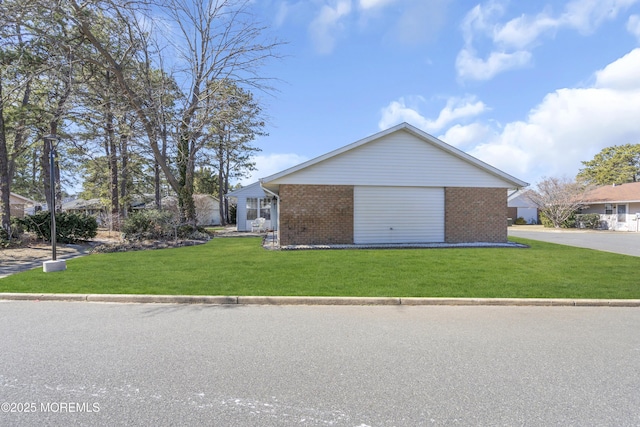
[0,293,639,307]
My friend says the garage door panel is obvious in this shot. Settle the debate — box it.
[354,187,444,244]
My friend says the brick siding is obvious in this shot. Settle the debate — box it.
[279,184,354,245]
[445,187,507,243]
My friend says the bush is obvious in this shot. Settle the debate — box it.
[1,219,24,246]
[122,210,214,242]
[540,211,576,228]
[514,217,528,225]
[15,211,98,243]
[575,213,602,229]
[121,210,176,241]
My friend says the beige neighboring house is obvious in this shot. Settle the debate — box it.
[581,182,640,232]
[158,194,222,226]
[63,198,106,217]
[9,192,37,218]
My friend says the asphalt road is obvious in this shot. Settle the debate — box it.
[1,301,639,426]
[509,226,640,257]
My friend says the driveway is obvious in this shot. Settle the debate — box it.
[508,225,640,257]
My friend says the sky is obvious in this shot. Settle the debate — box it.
[233,0,640,188]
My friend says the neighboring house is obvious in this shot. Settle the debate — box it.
[508,191,538,224]
[580,182,640,232]
[62,198,107,225]
[225,182,273,231]
[259,122,528,246]
[9,192,37,218]
[63,198,106,217]
[160,194,222,226]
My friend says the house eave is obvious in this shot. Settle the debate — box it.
[584,199,640,204]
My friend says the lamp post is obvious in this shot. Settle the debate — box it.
[42,134,66,273]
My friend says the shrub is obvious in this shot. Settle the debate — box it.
[122,210,212,242]
[1,219,24,246]
[540,211,576,228]
[121,210,176,241]
[15,211,98,243]
[514,217,528,225]
[575,213,602,229]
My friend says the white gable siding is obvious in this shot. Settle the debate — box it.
[268,131,513,188]
[354,186,444,244]
[226,182,269,231]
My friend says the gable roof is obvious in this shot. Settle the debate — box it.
[10,192,37,205]
[260,122,528,189]
[225,181,267,198]
[62,198,105,211]
[583,182,640,203]
[508,191,537,207]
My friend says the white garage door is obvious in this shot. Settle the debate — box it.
[354,186,444,244]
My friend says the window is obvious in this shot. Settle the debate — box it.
[246,198,258,220]
[247,198,271,220]
[605,204,613,215]
[618,204,627,222]
[260,198,271,220]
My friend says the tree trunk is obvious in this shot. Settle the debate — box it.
[105,72,119,230]
[217,146,227,226]
[120,134,128,219]
[41,136,52,211]
[0,79,10,233]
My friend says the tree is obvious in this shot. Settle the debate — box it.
[65,0,281,224]
[524,176,594,228]
[0,0,73,231]
[193,167,219,195]
[207,80,264,224]
[577,144,640,185]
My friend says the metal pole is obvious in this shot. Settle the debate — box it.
[46,135,57,261]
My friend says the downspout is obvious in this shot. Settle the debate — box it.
[260,181,280,244]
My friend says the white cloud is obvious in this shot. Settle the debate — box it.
[457,0,638,81]
[378,96,487,132]
[236,153,309,186]
[383,49,640,186]
[492,12,558,49]
[308,0,352,54]
[471,83,640,184]
[560,0,638,34]
[359,0,396,10]
[460,2,505,46]
[594,48,640,90]
[471,49,640,185]
[627,14,640,40]
[438,123,495,149]
[456,48,531,81]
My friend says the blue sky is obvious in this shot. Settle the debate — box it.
[235,0,640,188]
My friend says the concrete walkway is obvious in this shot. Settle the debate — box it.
[508,225,640,257]
[0,245,92,279]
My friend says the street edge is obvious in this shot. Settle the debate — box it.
[0,293,639,307]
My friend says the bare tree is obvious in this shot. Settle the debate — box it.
[524,176,594,228]
[66,0,282,224]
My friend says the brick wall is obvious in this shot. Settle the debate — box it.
[279,184,354,246]
[445,187,507,243]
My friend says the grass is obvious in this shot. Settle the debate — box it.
[1,237,639,299]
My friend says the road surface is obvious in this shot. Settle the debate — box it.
[1,301,639,426]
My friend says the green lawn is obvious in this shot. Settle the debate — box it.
[1,237,639,298]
